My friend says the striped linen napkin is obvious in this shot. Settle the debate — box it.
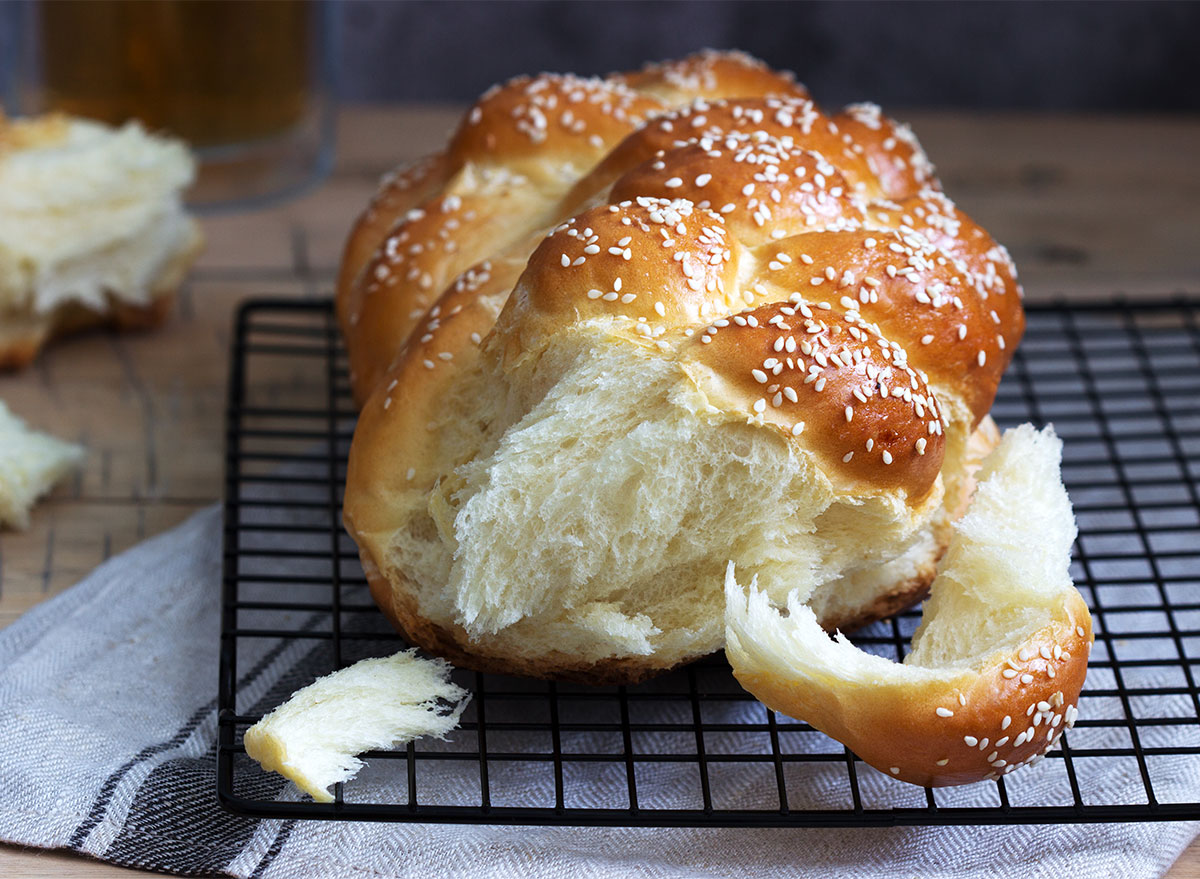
[1,502,1198,879]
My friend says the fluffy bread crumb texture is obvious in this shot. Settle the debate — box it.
[0,400,84,529]
[341,50,1030,686]
[0,112,203,367]
[243,650,470,803]
[727,425,1093,786]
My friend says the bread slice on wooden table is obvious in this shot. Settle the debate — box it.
[0,113,203,367]
[726,425,1093,787]
[244,650,469,803]
[0,400,84,529]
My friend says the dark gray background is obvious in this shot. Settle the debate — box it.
[2,0,1198,111]
[338,0,1200,110]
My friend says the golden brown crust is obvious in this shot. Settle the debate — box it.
[613,50,808,105]
[733,590,1093,787]
[335,154,452,333]
[831,104,939,200]
[338,54,850,405]
[681,299,947,499]
[0,290,177,371]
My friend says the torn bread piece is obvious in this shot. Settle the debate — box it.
[0,400,85,529]
[726,424,1093,787]
[244,649,470,802]
[0,113,203,368]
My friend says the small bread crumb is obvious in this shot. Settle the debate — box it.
[0,401,84,529]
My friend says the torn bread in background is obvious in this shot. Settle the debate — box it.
[0,400,85,529]
[244,650,470,802]
[0,112,204,368]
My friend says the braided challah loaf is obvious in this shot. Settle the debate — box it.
[338,52,1054,694]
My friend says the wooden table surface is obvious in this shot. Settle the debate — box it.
[1,106,1198,877]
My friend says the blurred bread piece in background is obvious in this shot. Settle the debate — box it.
[0,113,203,368]
[0,399,84,529]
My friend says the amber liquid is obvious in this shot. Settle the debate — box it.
[37,0,313,148]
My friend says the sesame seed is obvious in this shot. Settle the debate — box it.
[936,759,949,766]
[936,707,954,718]
[921,334,934,345]
[845,406,854,423]
[754,399,767,413]
[1002,669,1018,679]
[560,254,570,267]
[889,767,900,775]
[1020,674,1034,684]
[1001,715,1012,730]
[881,450,893,464]
[978,350,987,367]
[964,736,978,746]
[752,369,769,384]
[791,422,805,436]
[695,173,712,186]
[664,177,683,188]
[587,289,603,299]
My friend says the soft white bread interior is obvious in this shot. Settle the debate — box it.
[725,424,1093,786]
[0,113,203,368]
[243,650,469,803]
[0,400,85,529]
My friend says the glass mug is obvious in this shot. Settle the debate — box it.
[3,0,339,210]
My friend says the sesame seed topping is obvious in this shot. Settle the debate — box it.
[881,450,893,464]
[936,707,954,718]
[1020,674,1034,684]
[964,736,978,747]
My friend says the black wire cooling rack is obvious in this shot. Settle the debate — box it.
[217,297,1200,826]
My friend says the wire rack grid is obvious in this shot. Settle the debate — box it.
[217,297,1200,827]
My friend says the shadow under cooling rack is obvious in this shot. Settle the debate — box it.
[217,297,1200,826]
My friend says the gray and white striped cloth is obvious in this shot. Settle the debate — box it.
[2,505,1199,878]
